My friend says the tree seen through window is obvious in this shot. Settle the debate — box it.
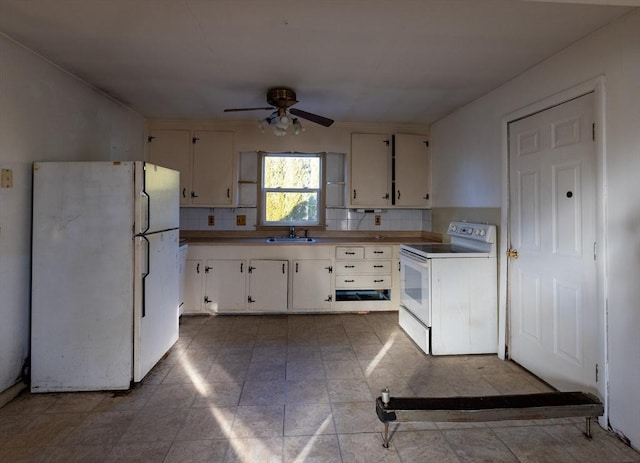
[262,154,321,226]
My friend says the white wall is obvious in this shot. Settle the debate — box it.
[180,207,427,232]
[0,34,145,394]
[430,10,640,449]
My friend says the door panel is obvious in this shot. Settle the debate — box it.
[508,93,597,392]
[553,162,581,256]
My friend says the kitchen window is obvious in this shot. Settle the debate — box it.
[259,152,324,228]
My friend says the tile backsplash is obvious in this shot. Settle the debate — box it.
[181,207,432,232]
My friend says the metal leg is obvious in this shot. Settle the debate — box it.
[382,423,390,448]
[585,417,592,439]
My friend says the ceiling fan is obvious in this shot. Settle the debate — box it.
[224,88,334,134]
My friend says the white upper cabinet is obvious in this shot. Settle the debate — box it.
[148,129,192,205]
[350,133,391,207]
[349,133,430,209]
[394,133,430,208]
[148,129,235,207]
[191,131,234,206]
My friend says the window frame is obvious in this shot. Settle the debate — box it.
[257,151,326,230]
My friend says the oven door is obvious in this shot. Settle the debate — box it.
[399,248,431,326]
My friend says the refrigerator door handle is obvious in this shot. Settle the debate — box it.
[140,235,150,318]
[141,190,150,234]
[140,163,151,234]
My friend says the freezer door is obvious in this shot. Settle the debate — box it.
[31,162,135,392]
[133,228,180,381]
[135,162,180,234]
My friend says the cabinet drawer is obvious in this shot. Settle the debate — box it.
[335,275,391,289]
[365,246,392,259]
[336,261,392,275]
[336,246,364,260]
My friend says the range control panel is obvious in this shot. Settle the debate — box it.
[447,222,496,243]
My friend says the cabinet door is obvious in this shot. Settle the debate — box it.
[205,259,247,312]
[183,259,204,313]
[292,260,332,310]
[148,129,192,205]
[394,133,430,207]
[191,131,234,206]
[350,133,391,207]
[248,260,288,312]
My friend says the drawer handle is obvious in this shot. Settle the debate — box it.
[373,265,384,268]
[344,279,355,283]
[374,279,384,283]
[345,252,356,255]
[373,251,384,254]
[345,265,355,268]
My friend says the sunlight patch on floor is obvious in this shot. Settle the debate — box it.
[364,331,397,377]
[179,353,210,396]
[291,415,333,463]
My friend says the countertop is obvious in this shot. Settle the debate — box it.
[180,230,442,246]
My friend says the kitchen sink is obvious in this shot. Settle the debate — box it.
[265,237,317,243]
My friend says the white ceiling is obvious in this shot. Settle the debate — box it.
[0,0,636,126]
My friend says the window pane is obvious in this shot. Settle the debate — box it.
[265,192,318,224]
[264,156,320,189]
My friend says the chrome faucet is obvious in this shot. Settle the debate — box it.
[288,226,296,238]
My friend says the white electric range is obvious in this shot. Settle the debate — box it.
[399,222,498,355]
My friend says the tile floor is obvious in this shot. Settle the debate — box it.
[1,312,639,462]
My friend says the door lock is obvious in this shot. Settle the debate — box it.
[506,249,519,259]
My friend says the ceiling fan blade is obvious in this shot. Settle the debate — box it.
[224,107,273,112]
[289,108,334,127]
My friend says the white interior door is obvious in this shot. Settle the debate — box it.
[508,93,598,392]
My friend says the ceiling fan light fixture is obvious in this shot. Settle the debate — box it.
[258,118,270,132]
[259,109,303,136]
[293,118,304,135]
[273,126,287,136]
[277,114,290,127]
[226,87,334,133]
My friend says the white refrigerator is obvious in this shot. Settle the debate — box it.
[31,161,180,392]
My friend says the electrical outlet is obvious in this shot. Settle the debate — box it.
[1,169,13,188]
[207,215,215,226]
[236,214,246,226]
[374,215,381,226]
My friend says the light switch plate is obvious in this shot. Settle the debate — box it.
[1,169,13,188]
[236,215,246,226]
[207,215,215,226]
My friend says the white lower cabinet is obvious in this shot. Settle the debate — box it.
[204,259,247,312]
[183,259,206,313]
[184,244,400,314]
[292,260,333,310]
[248,260,288,311]
[334,245,395,311]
